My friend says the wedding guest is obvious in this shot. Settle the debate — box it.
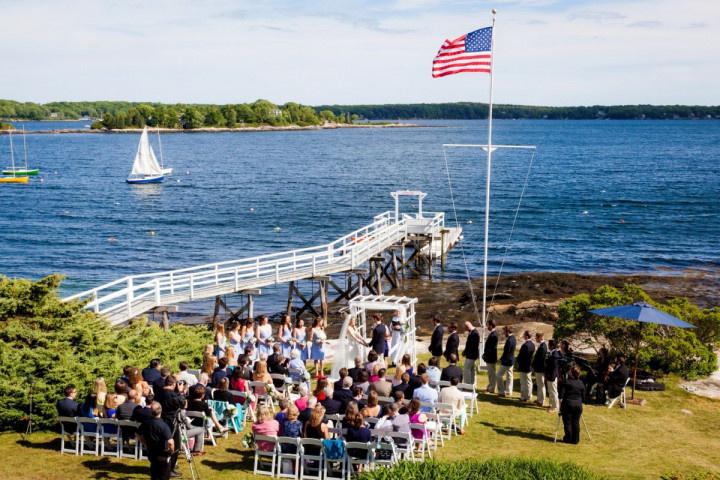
[444,322,460,362]
[482,320,499,393]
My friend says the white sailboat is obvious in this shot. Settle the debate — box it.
[126,126,165,184]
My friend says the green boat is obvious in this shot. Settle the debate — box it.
[2,167,39,175]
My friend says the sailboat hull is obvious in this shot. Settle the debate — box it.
[3,168,39,175]
[126,175,164,184]
[0,176,29,184]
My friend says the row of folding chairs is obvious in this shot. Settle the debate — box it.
[428,381,480,416]
[254,433,417,480]
[57,416,146,459]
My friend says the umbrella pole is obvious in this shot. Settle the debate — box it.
[631,323,643,400]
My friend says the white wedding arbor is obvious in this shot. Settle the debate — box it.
[330,294,418,380]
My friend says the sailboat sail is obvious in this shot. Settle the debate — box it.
[130,127,163,176]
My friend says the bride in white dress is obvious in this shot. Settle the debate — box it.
[330,314,369,380]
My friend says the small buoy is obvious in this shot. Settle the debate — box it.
[619,218,625,224]
[582,210,589,215]
[249,208,255,213]
[54,170,59,175]
[114,202,120,205]
[39,178,44,183]
[467,220,473,224]
[186,170,190,175]
[148,230,156,236]
[176,179,181,183]
[63,210,70,215]
[273,226,282,233]
[601,189,606,193]
[107,236,118,243]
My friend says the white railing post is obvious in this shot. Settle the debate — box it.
[327,245,332,263]
[170,272,175,295]
[293,251,297,270]
[126,277,134,317]
[189,274,194,300]
[93,291,100,313]
[155,278,161,305]
[351,246,356,267]
[234,266,239,291]
[275,263,280,282]
[312,255,317,276]
[256,258,260,278]
[215,265,219,285]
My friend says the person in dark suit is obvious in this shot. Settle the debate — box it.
[545,339,561,411]
[482,320,498,393]
[516,330,536,402]
[57,384,81,417]
[560,366,585,444]
[429,315,444,359]
[142,359,162,384]
[332,376,355,411]
[497,326,516,397]
[321,396,343,415]
[348,358,363,383]
[391,373,410,398]
[532,332,548,406]
[441,354,463,382]
[370,315,388,358]
[462,321,480,386]
[405,364,426,400]
[443,322,460,362]
[606,355,629,401]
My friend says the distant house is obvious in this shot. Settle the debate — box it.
[49,112,58,119]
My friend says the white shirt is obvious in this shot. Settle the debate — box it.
[178,370,198,387]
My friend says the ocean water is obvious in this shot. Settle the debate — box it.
[0,120,718,312]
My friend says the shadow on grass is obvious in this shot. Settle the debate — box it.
[478,392,543,410]
[479,421,557,442]
[201,451,254,471]
[81,458,147,478]
[16,437,60,451]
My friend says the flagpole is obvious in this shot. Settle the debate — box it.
[480,9,497,365]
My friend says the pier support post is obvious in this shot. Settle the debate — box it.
[440,228,449,271]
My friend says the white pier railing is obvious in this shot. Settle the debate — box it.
[64,210,447,325]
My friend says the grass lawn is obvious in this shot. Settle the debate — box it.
[1,368,718,479]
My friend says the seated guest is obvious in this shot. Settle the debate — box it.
[334,368,349,392]
[407,399,427,440]
[412,373,438,412]
[252,406,280,451]
[332,376,355,411]
[342,401,360,429]
[177,361,198,387]
[391,365,406,387]
[391,373,410,397]
[57,384,81,417]
[375,402,398,431]
[128,367,151,402]
[281,405,303,453]
[392,390,405,405]
[314,378,329,402]
[82,377,107,418]
[236,354,254,380]
[152,368,171,396]
[201,353,218,377]
[294,384,309,412]
[321,389,343,416]
[104,380,128,417]
[365,351,380,375]
[275,399,290,434]
[393,401,411,433]
[400,354,414,376]
[229,367,249,405]
[344,412,371,458]
[225,346,239,369]
[352,386,366,410]
[348,357,364,383]
[438,377,467,434]
[426,357,442,384]
[117,389,141,420]
[361,390,382,418]
[268,344,289,376]
[405,364,426,400]
[298,396,317,425]
[373,368,393,398]
[440,354,463,382]
[369,364,381,383]
[253,360,274,398]
[141,359,162,384]
[354,370,370,394]
[606,355,629,400]
[288,349,310,389]
[302,405,329,455]
[212,357,230,387]
[187,384,228,433]
[212,377,234,403]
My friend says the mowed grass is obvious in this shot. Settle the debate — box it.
[1,359,719,480]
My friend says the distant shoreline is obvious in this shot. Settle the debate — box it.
[0,122,420,135]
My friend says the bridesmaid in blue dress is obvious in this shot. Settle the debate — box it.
[310,317,327,378]
[292,318,309,363]
[278,314,294,359]
[256,315,274,358]
[242,318,257,361]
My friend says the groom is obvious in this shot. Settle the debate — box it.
[370,314,389,360]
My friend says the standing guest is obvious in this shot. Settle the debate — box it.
[252,405,280,451]
[438,377,467,434]
[426,357,441,384]
[212,357,230,387]
[142,359,162,384]
[57,384,81,417]
[444,322,460,362]
[412,373,438,411]
[517,330,536,402]
[177,361,198,387]
[429,315,445,360]
[292,318,309,363]
[348,357,364,383]
[227,321,243,362]
[310,317,327,378]
[214,322,227,359]
[532,332,548,407]
[370,314,388,359]
[212,377,234,403]
[278,314,294,359]
[441,354,463,382]
[137,402,174,480]
[560,366,585,444]
[158,376,185,477]
[256,315,274,358]
[482,320,499,393]
[373,368,393,397]
[361,390,383,418]
[462,321,481,386]
[545,339,561,412]
[497,326,516,397]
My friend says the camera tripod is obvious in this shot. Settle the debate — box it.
[20,377,35,441]
[553,413,592,444]
[175,411,201,480]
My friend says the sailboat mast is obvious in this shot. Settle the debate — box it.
[157,126,164,169]
[8,130,16,176]
[22,125,29,170]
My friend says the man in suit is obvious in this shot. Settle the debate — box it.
[57,385,81,433]
[429,315,444,360]
[481,320,499,393]
[370,315,388,359]
[606,355,629,402]
[391,372,410,398]
[373,368,393,398]
[332,376,355,411]
[405,364,426,400]
[142,358,162,384]
[462,321,480,386]
[545,339,561,412]
[516,330,536,401]
[348,358,363,383]
[444,322,460,362]
[441,353,463,382]
[497,326,516,397]
[532,332,548,406]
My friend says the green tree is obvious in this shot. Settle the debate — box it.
[319,110,336,123]
[251,99,279,124]
[235,104,255,124]
[204,107,226,127]
[181,108,205,129]
[221,105,237,127]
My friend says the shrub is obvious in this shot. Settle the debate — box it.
[0,274,211,430]
[358,458,602,480]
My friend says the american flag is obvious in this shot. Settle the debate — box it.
[432,26,493,78]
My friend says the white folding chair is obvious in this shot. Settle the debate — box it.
[276,437,301,479]
[271,374,290,398]
[250,381,276,411]
[458,383,479,416]
[386,431,414,461]
[344,441,373,478]
[77,417,101,456]
[408,423,431,460]
[58,416,79,455]
[116,419,141,459]
[98,418,121,457]
[185,410,216,447]
[424,412,444,449]
[299,438,324,480]
[435,402,458,439]
[608,377,631,409]
[376,396,394,405]
[372,439,397,468]
[253,434,279,477]
[364,417,379,428]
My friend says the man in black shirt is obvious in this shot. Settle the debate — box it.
[497,326,516,397]
[158,376,185,476]
[532,332,548,406]
[370,316,388,359]
[143,359,162,384]
[482,320,499,393]
[138,402,174,480]
[462,321,480,386]
[517,330,536,402]
[429,315,444,360]
[391,373,410,398]
[405,364,426,400]
[440,354,463,382]
[332,376,354,412]
[348,358,363,383]
[443,323,459,362]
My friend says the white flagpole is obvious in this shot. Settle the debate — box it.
[480,9,497,365]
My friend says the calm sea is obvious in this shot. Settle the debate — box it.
[1,120,718,312]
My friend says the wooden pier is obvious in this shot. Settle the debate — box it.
[64,191,462,326]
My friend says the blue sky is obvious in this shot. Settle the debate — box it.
[1,0,717,105]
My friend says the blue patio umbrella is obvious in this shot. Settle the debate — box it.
[590,302,695,399]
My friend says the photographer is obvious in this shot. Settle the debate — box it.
[158,375,186,477]
[560,366,585,444]
[137,402,175,480]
